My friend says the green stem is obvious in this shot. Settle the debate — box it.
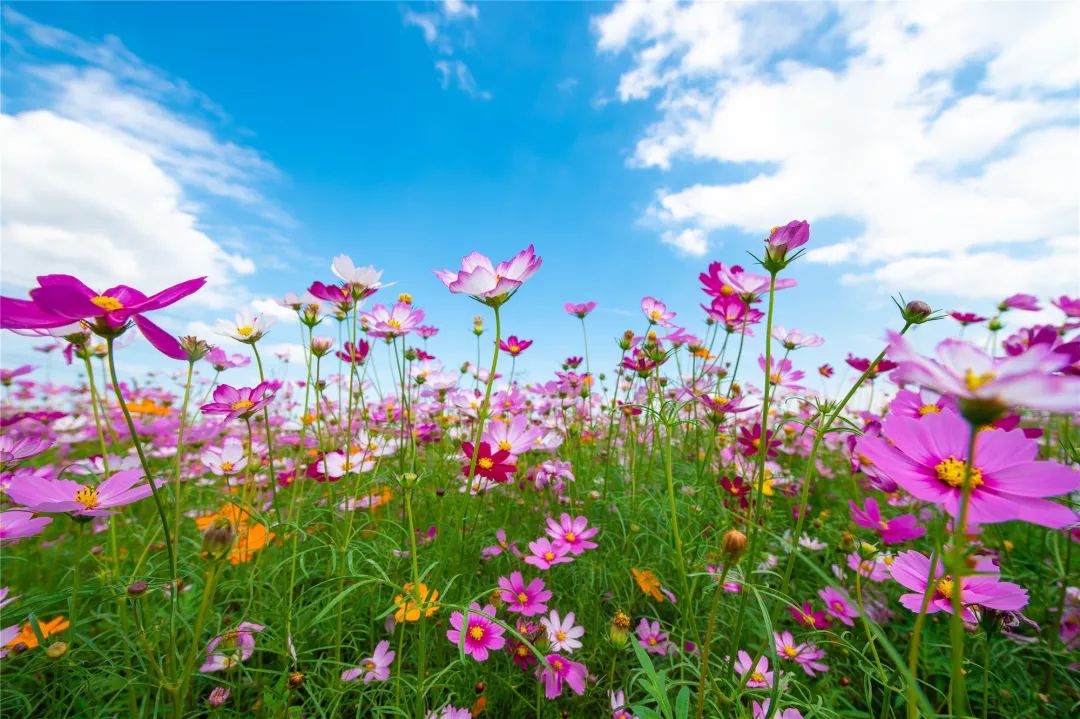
[460,305,502,545]
[251,342,282,525]
[696,564,731,719]
[947,422,979,717]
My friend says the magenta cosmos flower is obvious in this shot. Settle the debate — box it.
[544,513,599,555]
[447,602,505,662]
[764,220,810,265]
[0,435,53,466]
[536,653,587,699]
[818,586,858,627]
[498,572,551,617]
[636,618,671,655]
[774,631,829,677]
[999,293,1041,312]
[949,311,987,326]
[200,622,265,672]
[200,382,276,423]
[885,330,1080,415]
[499,335,533,357]
[857,408,1080,529]
[0,274,205,360]
[849,497,925,544]
[0,509,52,544]
[1052,295,1080,318]
[6,468,158,517]
[564,301,596,318]
[362,301,425,338]
[434,245,542,306]
[889,550,1028,622]
[641,297,676,327]
[341,639,395,683]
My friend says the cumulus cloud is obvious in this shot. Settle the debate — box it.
[593,1,1080,298]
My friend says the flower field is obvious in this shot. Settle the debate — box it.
[0,228,1078,718]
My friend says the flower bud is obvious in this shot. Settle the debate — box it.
[472,316,484,336]
[896,298,936,325]
[45,641,68,659]
[127,580,149,597]
[202,518,236,560]
[987,316,1003,332]
[179,336,212,362]
[721,528,748,562]
[310,335,334,358]
[287,671,305,691]
[609,610,631,648]
[398,292,413,305]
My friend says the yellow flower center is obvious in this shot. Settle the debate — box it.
[497,440,512,452]
[552,659,564,671]
[556,630,567,641]
[720,286,733,297]
[647,636,657,645]
[478,457,494,470]
[387,319,402,330]
[236,325,254,337]
[918,404,941,416]
[510,344,520,352]
[221,461,234,472]
[858,453,874,467]
[516,645,529,657]
[469,625,485,641]
[878,519,889,530]
[364,660,375,670]
[517,592,529,604]
[750,671,766,683]
[90,295,123,312]
[936,577,955,599]
[544,551,555,561]
[964,369,996,391]
[74,485,99,509]
[783,645,799,658]
[231,399,255,411]
[934,457,983,489]
[649,310,663,321]
[564,531,576,543]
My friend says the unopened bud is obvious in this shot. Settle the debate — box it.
[721,529,748,562]
[202,518,236,560]
[609,610,631,648]
[127,580,149,597]
[46,641,68,659]
[179,336,212,362]
[310,335,335,358]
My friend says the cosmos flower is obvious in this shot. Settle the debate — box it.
[763,220,810,266]
[331,256,388,298]
[447,603,505,662]
[857,409,1080,528]
[536,653,587,699]
[199,622,265,672]
[393,582,440,622]
[771,325,824,350]
[200,382,276,423]
[541,610,585,653]
[845,354,898,379]
[818,363,834,378]
[733,650,774,688]
[207,686,230,707]
[610,689,637,719]
[885,330,1080,415]
[425,707,472,719]
[482,415,541,456]
[523,537,573,570]
[498,573,551,617]
[6,468,158,517]
[788,601,831,630]
[998,293,1041,312]
[341,640,395,683]
[200,438,249,477]
[636,618,671,655]
[1,616,69,657]
[564,301,596,318]
[336,339,371,364]
[434,245,542,306]
[362,302,425,338]
[631,568,677,603]
[480,528,521,560]
[949,311,987,326]
[215,312,274,344]
[1051,295,1080,318]
[0,435,53,467]
[641,297,676,327]
[544,514,599,555]
[460,441,516,484]
[848,497,926,544]
[889,550,1028,622]
[818,586,858,627]
[0,510,52,544]
[204,348,251,372]
[737,425,780,459]
[759,354,806,390]
[753,700,804,719]
[774,631,829,677]
[0,365,33,386]
[499,335,533,357]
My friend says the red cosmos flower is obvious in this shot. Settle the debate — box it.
[499,335,533,357]
[788,601,831,630]
[818,363,834,378]
[460,441,516,484]
[336,340,370,364]
[737,425,780,458]
[845,354,898,380]
[719,475,751,509]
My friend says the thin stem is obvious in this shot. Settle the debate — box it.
[251,342,282,524]
[460,305,502,543]
[946,422,980,717]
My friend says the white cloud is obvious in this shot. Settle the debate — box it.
[441,0,478,21]
[660,228,708,256]
[594,1,1080,299]
[435,59,491,101]
[0,111,254,308]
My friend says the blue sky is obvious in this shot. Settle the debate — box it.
[1,1,1077,390]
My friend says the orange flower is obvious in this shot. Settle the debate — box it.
[4,616,69,652]
[126,398,171,416]
[393,582,439,622]
[195,505,274,565]
[631,568,666,603]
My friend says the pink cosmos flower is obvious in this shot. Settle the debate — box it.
[536,653,587,699]
[1,274,205,360]
[885,330,1080,414]
[204,349,250,372]
[818,586,858,626]
[949,311,987,326]
[498,572,551,617]
[565,301,596,318]
[200,622,265,672]
[0,435,53,467]
[889,550,1029,622]
[482,415,542,457]
[857,409,1080,528]
[846,552,892,583]
[416,325,440,339]
[846,354,897,379]
[636,618,671,655]
[362,302,425,338]
[849,497,925,544]
[207,686,230,707]
[499,335,533,357]
[774,631,829,677]
[733,650,774,688]
[610,688,637,719]
[707,264,797,303]
[425,707,472,719]
[6,468,158,517]
[1052,295,1080,318]
[341,639,395,683]
[336,339,371,365]
[999,293,1041,312]
[764,220,810,264]
[641,297,676,327]
[447,602,505,662]
[331,256,389,298]
[523,537,573,570]
[0,365,33,385]
[200,382,276,423]
[788,601,831,630]
[541,610,584,653]
[759,354,805,390]
[480,528,521,560]
[771,325,824,350]
[544,513,599,555]
[434,245,542,306]
[753,700,804,719]
[0,510,52,544]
